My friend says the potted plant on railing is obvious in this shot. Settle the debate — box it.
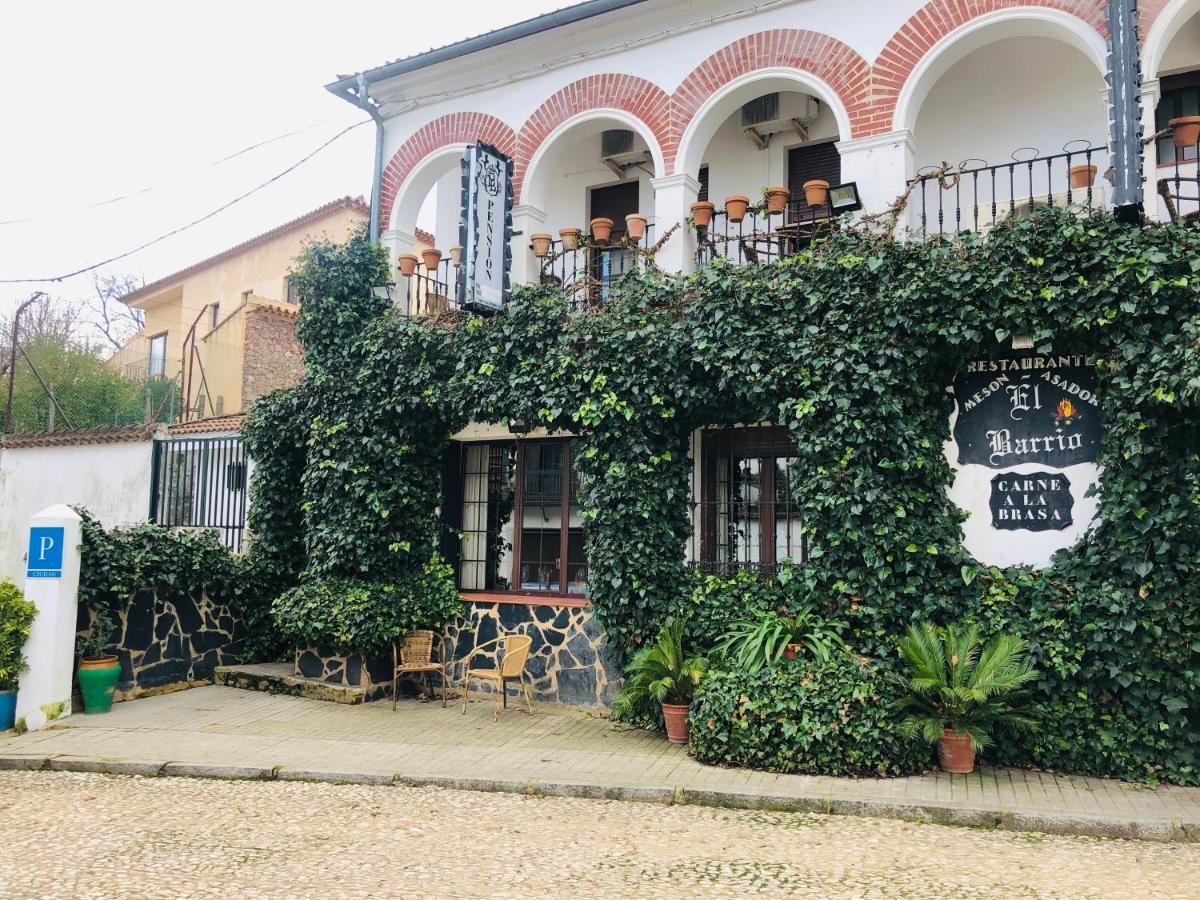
[1170,115,1200,150]
[803,179,830,208]
[895,622,1037,774]
[624,213,647,242]
[689,201,715,229]
[530,233,553,258]
[0,579,37,731]
[763,186,790,215]
[590,217,614,243]
[612,619,706,745]
[724,195,750,224]
[714,602,845,672]
[420,247,443,271]
[558,227,582,251]
[76,607,121,715]
[397,253,419,277]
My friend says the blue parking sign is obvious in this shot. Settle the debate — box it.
[27,526,65,578]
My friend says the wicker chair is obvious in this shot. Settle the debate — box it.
[460,633,534,720]
[391,629,446,709]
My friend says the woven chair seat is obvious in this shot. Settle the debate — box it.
[394,663,441,673]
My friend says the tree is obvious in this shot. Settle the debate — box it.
[85,273,144,353]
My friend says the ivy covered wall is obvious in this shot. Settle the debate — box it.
[246,213,1200,782]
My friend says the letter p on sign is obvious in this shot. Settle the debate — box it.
[27,526,65,579]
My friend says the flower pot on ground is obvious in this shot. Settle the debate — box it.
[690,201,715,229]
[803,179,830,207]
[76,606,120,715]
[724,195,750,223]
[895,622,1038,775]
[1069,164,1098,190]
[612,618,707,744]
[590,217,614,242]
[625,213,647,241]
[1170,115,1200,150]
[765,186,790,214]
[530,233,553,258]
[0,579,36,730]
[421,248,443,271]
[449,245,464,267]
[558,227,582,251]
[397,253,419,277]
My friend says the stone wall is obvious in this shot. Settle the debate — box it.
[77,589,243,699]
[241,305,305,409]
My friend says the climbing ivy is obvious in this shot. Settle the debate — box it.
[251,213,1200,783]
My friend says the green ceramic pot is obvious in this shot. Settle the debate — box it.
[77,657,121,714]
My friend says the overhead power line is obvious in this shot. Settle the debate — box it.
[0,120,368,285]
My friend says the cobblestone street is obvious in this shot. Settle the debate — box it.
[3,771,1199,898]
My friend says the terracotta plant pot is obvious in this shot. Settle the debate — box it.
[690,201,715,229]
[559,227,582,251]
[421,248,443,271]
[803,179,830,207]
[530,233,553,258]
[937,729,976,774]
[397,253,419,277]
[661,702,690,745]
[1069,164,1098,190]
[724,195,750,223]
[625,213,647,241]
[1170,115,1200,150]
[783,643,801,660]
[449,245,464,267]
[765,186,790,214]
[590,217,614,242]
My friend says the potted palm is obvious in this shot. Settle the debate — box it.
[612,619,706,744]
[896,622,1037,774]
[76,607,121,714]
[714,603,845,672]
[0,579,37,730]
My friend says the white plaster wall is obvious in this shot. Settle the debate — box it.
[433,168,462,252]
[1160,13,1200,74]
[0,441,155,583]
[533,124,655,231]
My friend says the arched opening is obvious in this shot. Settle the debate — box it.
[902,16,1108,235]
[1146,4,1200,220]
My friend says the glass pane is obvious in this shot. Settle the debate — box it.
[458,443,515,591]
[519,442,563,591]
[566,443,587,594]
[774,456,804,564]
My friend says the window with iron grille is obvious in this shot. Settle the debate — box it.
[695,427,806,574]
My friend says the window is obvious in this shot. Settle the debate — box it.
[210,304,220,330]
[286,277,300,304]
[446,439,587,595]
[1156,71,1200,165]
[788,142,842,214]
[696,427,805,574]
[698,165,710,203]
[148,332,168,378]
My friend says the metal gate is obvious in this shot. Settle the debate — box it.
[149,436,249,551]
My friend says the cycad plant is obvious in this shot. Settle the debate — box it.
[612,618,708,716]
[896,622,1037,751]
[714,602,846,673]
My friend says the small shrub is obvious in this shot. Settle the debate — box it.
[691,653,929,777]
[612,618,707,719]
[271,556,461,655]
[678,568,787,652]
[714,602,846,672]
[0,580,37,691]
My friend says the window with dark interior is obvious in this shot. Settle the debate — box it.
[1156,71,1200,165]
[446,439,587,596]
[787,141,841,215]
[696,427,806,574]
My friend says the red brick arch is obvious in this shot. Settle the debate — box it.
[868,0,1108,137]
[668,30,872,171]
[514,74,672,200]
[379,112,516,231]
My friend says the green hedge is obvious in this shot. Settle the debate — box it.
[691,654,930,777]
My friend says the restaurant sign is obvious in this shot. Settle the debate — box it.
[457,141,513,314]
[989,471,1074,532]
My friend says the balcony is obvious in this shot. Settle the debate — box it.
[694,192,838,267]
[533,223,654,311]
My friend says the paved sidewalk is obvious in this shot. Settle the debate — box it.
[2,685,1199,842]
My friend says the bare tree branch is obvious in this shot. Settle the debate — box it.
[86,272,145,352]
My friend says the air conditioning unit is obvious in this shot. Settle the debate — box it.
[600,128,652,179]
[741,95,821,150]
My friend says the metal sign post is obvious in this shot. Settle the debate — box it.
[1106,0,1143,222]
[457,141,514,314]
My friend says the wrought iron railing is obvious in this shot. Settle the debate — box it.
[909,142,1108,237]
[695,201,836,267]
[535,227,654,311]
[1158,132,1200,224]
[399,258,460,316]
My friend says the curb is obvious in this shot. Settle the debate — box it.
[4,754,1198,843]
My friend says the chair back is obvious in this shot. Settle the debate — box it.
[499,634,533,677]
[396,629,435,667]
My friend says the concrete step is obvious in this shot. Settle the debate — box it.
[214,663,366,705]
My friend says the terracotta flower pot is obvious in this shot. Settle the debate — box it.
[559,227,582,251]
[421,248,443,271]
[625,213,647,241]
[1069,164,1098,190]
[590,217,614,242]
[783,643,801,660]
[449,245,464,267]
[690,201,715,229]
[397,253,419,277]
[530,233,553,258]
[937,729,976,774]
[803,179,830,207]
[765,186,790,214]
[724,195,750,224]
[661,702,690,745]
[1170,115,1200,150]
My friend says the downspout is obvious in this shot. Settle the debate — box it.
[356,73,385,244]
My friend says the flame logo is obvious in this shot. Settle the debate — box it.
[1057,398,1076,419]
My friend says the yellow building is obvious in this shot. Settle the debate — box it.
[112,197,385,417]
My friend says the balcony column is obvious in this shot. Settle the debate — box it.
[381,228,419,315]
[1140,79,1163,220]
[650,174,700,275]
[835,130,917,232]
[511,204,546,288]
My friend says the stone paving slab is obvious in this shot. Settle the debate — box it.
[2,685,1198,842]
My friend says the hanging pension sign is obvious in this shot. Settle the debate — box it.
[952,352,1101,470]
[457,141,513,314]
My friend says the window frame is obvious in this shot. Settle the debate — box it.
[147,331,168,378]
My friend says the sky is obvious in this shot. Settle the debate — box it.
[0,0,566,317]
